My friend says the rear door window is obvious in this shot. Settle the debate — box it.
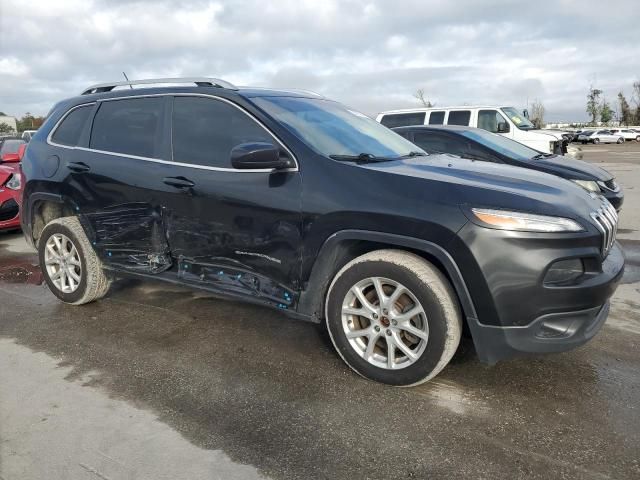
[413,131,470,157]
[428,111,445,125]
[51,105,93,146]
[172,96,275,168]
[447,110,471,126]
[90,97,165,158]
[379,112,426,128]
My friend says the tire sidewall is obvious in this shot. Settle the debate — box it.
[326,260,450,386]
[38,221,89,304]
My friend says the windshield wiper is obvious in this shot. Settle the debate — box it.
[329,153,392,164]
[531,153,554,160]
[404,151,427,157]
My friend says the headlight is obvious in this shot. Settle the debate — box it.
[471,208,584,232]
[572,179,600,193]
[549,141,555,153]
[5,173,21,191]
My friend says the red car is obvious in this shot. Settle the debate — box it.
[0,138,26,231]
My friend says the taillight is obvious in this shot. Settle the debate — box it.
[17,143,26,161]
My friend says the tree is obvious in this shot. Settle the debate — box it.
[633,81,640,124]
[600,101,613,124]
[618,92,632,125]
[530,99,545,129]
[586,86,602,125]
[0,122,15,134]
[413,88,433,108]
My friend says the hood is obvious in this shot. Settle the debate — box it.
[530,155,612,181]
[538,129,567,140]
[0,163,18,185]
[362,154,603,220]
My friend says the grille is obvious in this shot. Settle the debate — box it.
[590,200,618,258]
[600,179,620,192]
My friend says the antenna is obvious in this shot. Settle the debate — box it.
[122,72,133,89]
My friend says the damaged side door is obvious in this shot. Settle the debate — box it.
[64,95,174,273]
[164,95,303,310]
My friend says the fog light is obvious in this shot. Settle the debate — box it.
[544,259,584,285]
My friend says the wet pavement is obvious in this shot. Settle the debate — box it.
[1,143,640,479]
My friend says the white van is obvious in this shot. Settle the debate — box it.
[376,106,570,155]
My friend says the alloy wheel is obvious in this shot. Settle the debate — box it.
[44,233,82,293]
[341,277,428,370]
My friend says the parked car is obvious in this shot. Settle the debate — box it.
[21,130,38,142]
[393,125,624,211]
[0,137,26,156]
[610,128,640,142]
[377,106,571,156]
[578,130,624,144]
[21,77,624,386]
[0,141,25,231]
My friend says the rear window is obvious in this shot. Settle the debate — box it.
[379,112,426,128]
[0,139,25,155]
[428,111,445,125]
[90,98,164,158]
[447,111,471,126]
[51,105,93,146]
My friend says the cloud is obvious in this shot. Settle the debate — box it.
[0,0,638,121]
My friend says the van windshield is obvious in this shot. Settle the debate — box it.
[501,107,536,130]
[460,128,542,161]
[252,96,425,159]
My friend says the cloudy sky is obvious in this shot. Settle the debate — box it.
[1,0,639,122]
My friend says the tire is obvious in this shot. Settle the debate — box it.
[325,250,462,386]
[636,136,640,142]
[38,216,111,305]
[593,138,600,144]
[617,137,624,144]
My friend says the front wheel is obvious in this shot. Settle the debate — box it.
[38,217,111,305]
[636,136,640,142]
[325,250,462,386]
[617,137,624,144]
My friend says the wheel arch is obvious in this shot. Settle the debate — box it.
[26,193,77,247]
[297,230,478,325]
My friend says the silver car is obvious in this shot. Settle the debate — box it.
[610,128,640,142]
[578,129,624,144]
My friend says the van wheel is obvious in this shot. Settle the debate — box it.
[325,250,462,386]
[38,217,111,305]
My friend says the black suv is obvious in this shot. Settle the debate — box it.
[21,78,624,386]
[393,125,624,211]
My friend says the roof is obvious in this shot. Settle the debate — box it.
[379,106,512,115]
[392,125,474,133]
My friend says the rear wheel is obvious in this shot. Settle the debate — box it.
[617,137,624,144]
[593,138,600,144]
[38,217,111,305]
[636,136,640,142]
[325,250,462,386]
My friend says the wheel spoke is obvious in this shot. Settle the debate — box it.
[385,335,396,368]
[394,305,424,323]
[393,333,418,360]
[363,334,379,360]
[59,268,68,291]
[346,327,371,339]
[388,285,407,308]
[343,306,372,319]
[67,268,81,283]
[50,269,62,280]
[67,270,76,290]
[372,277,387,305]
[45,257,60,266]
[68,257,82,267]
[398,323,429,341]
[46,244,58,257]
[352,286,377,314]
[52,235,62,252]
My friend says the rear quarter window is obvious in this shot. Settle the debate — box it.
[380,112,426,128]
[51,105,93,146]
[428,111,445,125]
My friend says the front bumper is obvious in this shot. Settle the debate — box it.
[0,195,20,230]
[603,189,624,211]
[449,222,625,363]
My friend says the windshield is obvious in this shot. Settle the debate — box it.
[252,96,424,159]
[501,107,535,130]
[460,129,542,161]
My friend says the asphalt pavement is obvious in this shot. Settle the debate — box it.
[1,142,639,480]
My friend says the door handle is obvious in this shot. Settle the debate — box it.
[67,161,91,173]
[163,176,195,189]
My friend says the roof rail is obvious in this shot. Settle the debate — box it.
[81,77,238,95]
[239,86,325,99]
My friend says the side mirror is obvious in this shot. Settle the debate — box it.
[497,122,510,133]
[231,142,293,170]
